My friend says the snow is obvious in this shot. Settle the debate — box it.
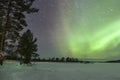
[0,61,120,80]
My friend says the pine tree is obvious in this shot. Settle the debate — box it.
[18,29,38,64]
[0,0,38,53]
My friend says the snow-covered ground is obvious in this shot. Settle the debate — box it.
[0,61,120,80]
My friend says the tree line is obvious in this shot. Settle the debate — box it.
[32,57,80,63]
[5,55,92,64]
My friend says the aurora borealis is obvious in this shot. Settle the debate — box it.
[28,0,120,60]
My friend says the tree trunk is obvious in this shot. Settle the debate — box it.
[0,33,3,52]
[0,51,4,66]
[0,30,5,53]
[0,0,12,53]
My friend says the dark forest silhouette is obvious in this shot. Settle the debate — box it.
[4,55,94,64]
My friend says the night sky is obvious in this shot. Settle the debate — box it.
[26,0,120,60]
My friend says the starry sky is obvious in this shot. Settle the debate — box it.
[26,0,120,60]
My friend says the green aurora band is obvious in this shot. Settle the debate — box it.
[54,0,120,60]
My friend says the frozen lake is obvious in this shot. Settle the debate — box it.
[0,61,120,80]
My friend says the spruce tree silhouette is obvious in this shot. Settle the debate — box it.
[18,30,38,64]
